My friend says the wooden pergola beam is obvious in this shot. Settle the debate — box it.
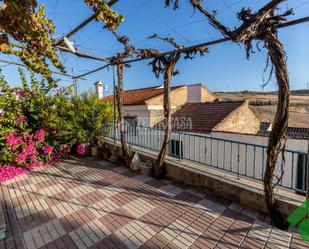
[73,16,309,79]
[54,0,119,46]
[57,45,108,62]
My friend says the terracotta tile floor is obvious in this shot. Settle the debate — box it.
[0,157,308,249]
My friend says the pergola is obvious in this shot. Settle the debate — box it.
[1,0,309,229]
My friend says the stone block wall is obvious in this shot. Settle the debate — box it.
[201,86,217,102]
[146,86,188,108]
[213,101,260,134]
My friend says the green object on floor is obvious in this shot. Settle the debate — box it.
[287,198,309,242]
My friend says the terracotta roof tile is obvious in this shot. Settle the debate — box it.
[258,127,309,139]
[103,85,184,105]
[156,101,245,134]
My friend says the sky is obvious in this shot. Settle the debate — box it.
[0,0,308,95]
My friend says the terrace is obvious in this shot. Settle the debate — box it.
[0,157,307,249]
[1,1,309,248]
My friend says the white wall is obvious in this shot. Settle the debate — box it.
[174,131,308,191]
[123,105,150,126]
[187,85,201,103]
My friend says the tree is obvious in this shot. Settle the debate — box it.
[166,0,292,228]
[140,35,207,178]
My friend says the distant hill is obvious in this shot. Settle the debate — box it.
[215,90,309,128]
[215,89,309,96]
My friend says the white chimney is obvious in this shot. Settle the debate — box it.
[95,81,104,99]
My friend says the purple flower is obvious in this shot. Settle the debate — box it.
[24,142,36,156]
[56,87,65,94]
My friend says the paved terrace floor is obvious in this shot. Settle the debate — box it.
[0,157,308,249]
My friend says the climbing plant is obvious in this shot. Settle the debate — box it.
[0,0,124,87]
[139,35,208,178]
[0,0,66,86]
[85,0,124,31]
[106,32,137,158]
[166,0,293,229]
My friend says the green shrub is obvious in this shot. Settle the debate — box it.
[71,92,113,146]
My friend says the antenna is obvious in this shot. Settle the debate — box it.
[72,69,78,95]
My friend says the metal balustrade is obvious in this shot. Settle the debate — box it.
[107,122,308,194]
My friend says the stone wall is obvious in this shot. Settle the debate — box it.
[213,101,260,134]
[149,110,164,126]
[146,86,188,107]
[201,86,217,102]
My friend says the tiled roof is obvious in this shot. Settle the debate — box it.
[103,85,184,106]
[258,126,309,139]
[156,101,245,134]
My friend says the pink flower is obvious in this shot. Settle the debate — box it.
[15,153,27,164]
[35,129,46,142]
[6,133,23,146]
[16,116,25,125]
[24,142,37,156]
[42,146,53,154]
[76,144,86,155]
[0,166,27,183]
[16,90,25,98]
[60,144,71,155]
[28,161,41,170]
[23,134,30,141]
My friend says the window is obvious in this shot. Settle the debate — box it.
[170,139,183,158]
[296,154,307,193]
[125,117,137,136]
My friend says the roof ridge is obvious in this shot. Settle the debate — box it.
[124,84,185,92]
[185,100,245,105]
[124,85,161,92]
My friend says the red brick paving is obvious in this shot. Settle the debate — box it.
[0,157,307,249]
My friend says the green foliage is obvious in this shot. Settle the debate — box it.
[0,1,65,86]
[71,92,113,145]
[0,1,126,87]
[0,70,114,167]
[85,0,125,31]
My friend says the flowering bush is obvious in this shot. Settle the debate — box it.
[0,70,113,182]
[0,71,71,182]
